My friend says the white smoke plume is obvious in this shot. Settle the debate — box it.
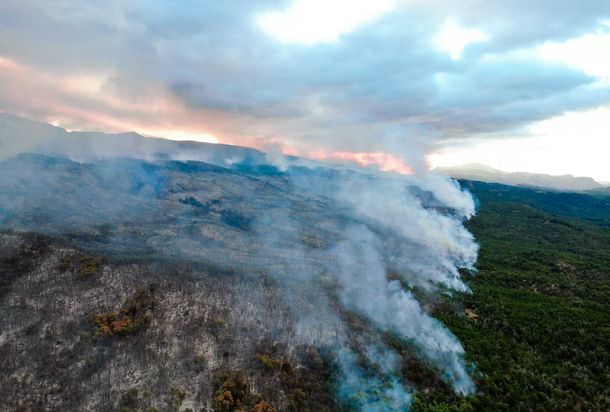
[332,224,474,394]
[337,348,413,411]
[0,114,479,410]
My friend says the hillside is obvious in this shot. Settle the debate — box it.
[0,113,266,167]
[0,153,608,410]
[436,164,604,192]
[0,153,477,411]
[415,181,610,411]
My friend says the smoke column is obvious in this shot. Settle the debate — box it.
[0,116,479,410]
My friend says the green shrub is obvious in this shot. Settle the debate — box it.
[168,387,186,411]
[79,256,102,277]
[192,354,208,372]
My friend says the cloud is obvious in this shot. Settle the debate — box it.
[434,19,488,60]
[429,105,610,181]
[257,0,397,45]
[1,0,609,171]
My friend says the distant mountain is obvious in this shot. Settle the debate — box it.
[436,163,604,192]
[6,113,603,194]
[0,112,266,167]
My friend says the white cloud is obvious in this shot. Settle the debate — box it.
[429,106,610,182]
[537,29,610,81]
[434,19,488,59]
[257,0,396,45]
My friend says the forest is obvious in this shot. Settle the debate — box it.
[413,181,610,411]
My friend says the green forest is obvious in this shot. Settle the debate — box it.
[414,182,610,411]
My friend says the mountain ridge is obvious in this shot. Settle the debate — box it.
[0,112,266,167]
[436,163,604,192]
[3,112,605,192]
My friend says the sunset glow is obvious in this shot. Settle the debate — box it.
[309,150,414,174]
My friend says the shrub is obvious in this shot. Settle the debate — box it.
[192,354,207,372]
[252,400,277,412]
[168,387,186,411]
[78,256,102,277]
[93,287,155,337]
[58,256,71,272]
[118,388,140,411]
[212,371,250,412]
[57,254,103,277]
[212,318,226,328]
[255,354,282,370]
[255,353,293,374]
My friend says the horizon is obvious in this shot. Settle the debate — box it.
[2,110,607,185]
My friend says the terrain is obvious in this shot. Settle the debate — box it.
[0,115,608,411]
[1,156,609,410]
[0,152,476,412]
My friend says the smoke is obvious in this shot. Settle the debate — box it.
[0,115,479,410]
[337,347,413,411]
[242,158,478,406]
[331,224,474,394]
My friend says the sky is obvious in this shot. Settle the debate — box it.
[0,0,609,181]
